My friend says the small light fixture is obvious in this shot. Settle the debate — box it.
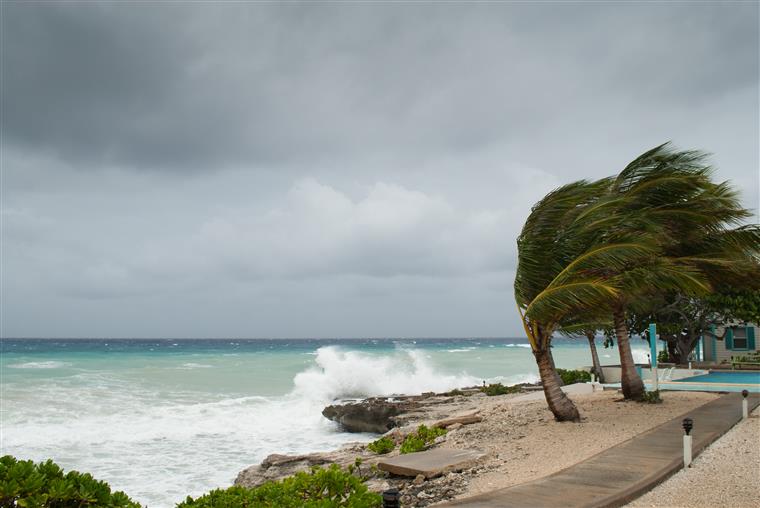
[382,488,401,508]
[682,417,693,435]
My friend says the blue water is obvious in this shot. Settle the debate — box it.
[1,337,649,507]
[673,371,760,384]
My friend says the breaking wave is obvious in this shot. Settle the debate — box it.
[292,346,479,402]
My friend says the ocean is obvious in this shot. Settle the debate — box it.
[1,338,650,507]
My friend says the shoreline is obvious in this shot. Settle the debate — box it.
[235,388,720,507]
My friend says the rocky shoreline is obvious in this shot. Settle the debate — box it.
[235,385,528,507]
[234,387,719,507]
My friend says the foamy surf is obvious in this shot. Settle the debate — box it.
[1,338,651,508]
[293,346,479,401]
[7,361,71,369]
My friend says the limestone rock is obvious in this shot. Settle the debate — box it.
[234,443,371,489]
[322,398,420,433]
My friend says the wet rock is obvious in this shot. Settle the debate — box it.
[322,398,420,433]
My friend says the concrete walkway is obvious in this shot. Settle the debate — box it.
[444,392,759,508]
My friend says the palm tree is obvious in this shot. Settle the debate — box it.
[516,143,759,411]
[601,144,757,399]
[585,330,605,383]
[515,178,655,420]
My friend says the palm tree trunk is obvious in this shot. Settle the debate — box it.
[534,342,580,422]
[585,331,605,383]
[613,303,645,400]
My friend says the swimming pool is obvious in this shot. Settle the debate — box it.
[672,371,760,384]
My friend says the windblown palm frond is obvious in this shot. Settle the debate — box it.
[525,280,620,324]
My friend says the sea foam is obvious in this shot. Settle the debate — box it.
[293,346,479,401]
[7,361,71,369]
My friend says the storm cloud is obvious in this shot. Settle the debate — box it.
[2,2,758,338]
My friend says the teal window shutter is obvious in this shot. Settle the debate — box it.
[748,326,756,351]
[726,328,734,350]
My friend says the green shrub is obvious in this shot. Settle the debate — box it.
[367,436,395,455]
[178,464,381,507]
[0,455,141,507]
[480,383,522,396]
[399,425,447,454]
[444,388,466,396]
[657,350,670,363]
[556,368,592,385]
[640,390,663,404]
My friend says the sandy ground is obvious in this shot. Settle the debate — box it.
[438,390,719,497]
[627,406,760,508]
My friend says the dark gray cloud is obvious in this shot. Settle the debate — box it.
[1,2,757,338]
[4,2,756,171]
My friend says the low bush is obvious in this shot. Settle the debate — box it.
[399,425,447,454]
[556,368,592,385]
[178,463,381,508]
[640,390,663,404]
[657,350,670,363]
[367,436,395,455]
[0,455,141,507]
[480,383,522,396]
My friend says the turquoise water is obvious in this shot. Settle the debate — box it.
[1,338,649,507]
[673,371,760,384]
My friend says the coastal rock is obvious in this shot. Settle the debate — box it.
[322,398,420,433]
[234,443,371,488]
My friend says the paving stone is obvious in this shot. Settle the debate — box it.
[377,448,486,478]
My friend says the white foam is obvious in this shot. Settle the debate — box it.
[292,346,478,401]
[446,348,475,353]
[177,363,213,369]
[7,361,71,369]
[486,373,540,385]
[504,344,531,348]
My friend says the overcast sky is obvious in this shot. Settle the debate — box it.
[2,2,758,339]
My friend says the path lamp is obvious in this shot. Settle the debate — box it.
[742,390,749,420]
[682,418,693,468]
[382,488,401,508]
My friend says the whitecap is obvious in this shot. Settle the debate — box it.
[176,363,213,369]
[7,361,70,369]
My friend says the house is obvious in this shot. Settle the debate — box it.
[701,322,758,364]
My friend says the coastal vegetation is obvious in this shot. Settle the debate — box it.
[640,390,663,404]
[0,456,382,508]
[556,368,592,385]
[0,455,140,508]
[515,143,760,420]
[399,425,447,454]
[480,382,522,396]
[367,436,395,454]
[179,464,381,507]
